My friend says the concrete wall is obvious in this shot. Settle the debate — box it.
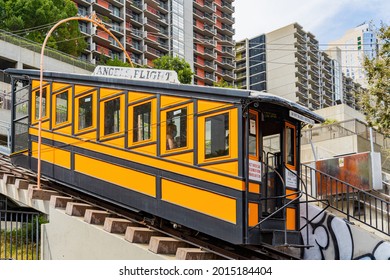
[300,204,390,259]
[42,208,170,260]
[0,40,92,74]
[314,104,366,122]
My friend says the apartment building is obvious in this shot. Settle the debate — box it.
[328,22,377,87]
[73,0,235,86]
[235,23,364,111]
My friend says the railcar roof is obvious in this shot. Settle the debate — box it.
[5,68,324,123]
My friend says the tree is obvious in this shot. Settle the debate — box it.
[104,57,132,67]
[213,78,234,88]
[153,55,193,84]
[0,0,87,56]
[359,24,390,137]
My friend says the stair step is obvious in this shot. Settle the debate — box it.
[261,230,302,246]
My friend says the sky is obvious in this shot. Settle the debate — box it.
[233,0,389,48]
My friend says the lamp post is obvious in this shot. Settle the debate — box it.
[37,13,133,189]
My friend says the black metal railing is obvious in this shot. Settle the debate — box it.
[301,163,390,236]
[0,209,41,260]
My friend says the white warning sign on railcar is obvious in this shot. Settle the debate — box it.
[249,159,262,182]
[92,66,180,84]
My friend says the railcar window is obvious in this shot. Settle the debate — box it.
[166,107,187,150]
[249,112,257,157]
[35,88,47,119]
[104,97,121,135]
[55,91,68,124]
[133,102,151,142]
[78,94,93,130]
[205,113,229,159]
[286,125,295,166]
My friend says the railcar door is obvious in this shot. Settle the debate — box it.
[246,108,299,244]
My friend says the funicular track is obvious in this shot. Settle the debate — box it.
[0,154,299,260]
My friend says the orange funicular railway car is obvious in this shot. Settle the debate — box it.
[7,67,323,246]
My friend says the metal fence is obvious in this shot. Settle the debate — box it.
[0,195,41,260]
[301,119,390,149]
[0,29,95,72]
[301,163,390,236]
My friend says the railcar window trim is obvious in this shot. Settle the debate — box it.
[75,91,96,134]
[32,86,50,123]
[129,99,156,146]
[204,112,230,159]
[53,89,70,126]
[160,103,193,155]
[198,108,238,165]
[100,95,125,139]
[285,122,296,169]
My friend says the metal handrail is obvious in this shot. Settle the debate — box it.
[301,163,390,236]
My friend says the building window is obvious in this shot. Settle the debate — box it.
[104,97,120,136]
[166,107,187,150]
[78,94,93,130]
[55,90,68,125]
[205,113,229,159]
[133,102,151,142]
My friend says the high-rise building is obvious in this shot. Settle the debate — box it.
[235,35,266,91]
[328,22,378,87]
[73,0,235,86]
[235,23,335,110]
[235,23,362,111]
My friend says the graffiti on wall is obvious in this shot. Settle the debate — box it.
[300,205,390,260]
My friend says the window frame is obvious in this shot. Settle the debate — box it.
[99,94,125,139]
[198,108,238,164]
[74,91,97,135]
[52,89,71,128]
[32,85,50,124]
[160,103,193,155]
[129,99,157,146]
[285,122,297,170]
[248,110,259,161]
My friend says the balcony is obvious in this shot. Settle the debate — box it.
[194,0,215,13]
[236,71,247,81]
[215,34,234,46]
[144,17,160,33]
[219,12,235,25]
[216,69,234,81]
[128,0,143,12]
[93,0,111,15]
[144,45,162,59]
[204,72,215,83]
[221,1,234,13]
[236,62,246,70]
[144,3,159,21]
[216,57,234,69]
[94,29,111,47]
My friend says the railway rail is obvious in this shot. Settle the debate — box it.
[0,153,300,260]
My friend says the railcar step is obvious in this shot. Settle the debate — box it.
[261,230,302,246]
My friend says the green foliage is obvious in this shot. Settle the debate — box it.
[213,78,234,88]
[153,55,193,84]
[0,0,87,56]
[359,24,390,137]
[104,57,133,67]
[322,118,338,125]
